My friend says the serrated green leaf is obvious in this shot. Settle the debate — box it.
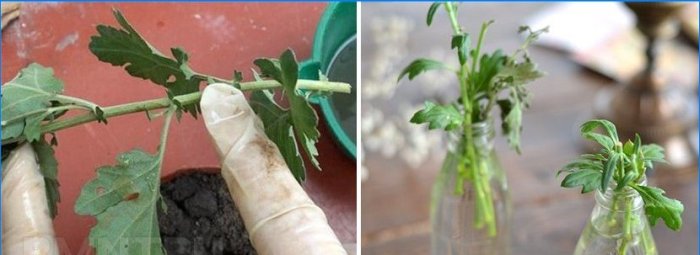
[632,185,684,231]
[89,9,202,115]
[280,50,321,172]
[253,58,282,81]
[31,137,60,219]
[249,90,307,181]
[426,3,442,26]
[583,132,615,150]
[561,168,602,193]
[451,33,470,65]
[410,101,463,131]
[581,153,607,161]
[23,112,53,142]
[517,26,549,52]
[497,89,524,154]
[75,150,163,254]
[471,50,505,93]
[581,119,619,144]
[1,63,64,141]
[397,58,448,82]
[641,144,665,163]
[496,60,544,86]
[252,49,322,180]
[558,158,604,177]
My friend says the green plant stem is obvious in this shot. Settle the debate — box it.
[641,225,656,254]
[607,190,634,255]
[2,105,84,126]
[444,3,462,34]
[1,79,350,146]
[478,157,497,235]
[240,80,351,93]
[445,2,497,237]
[619,197,633,255]
[17,92,199,147]
[471,21,490,75]
[147,106,176,210]
[195,73,352,94]
[55,94,100,110]
[156,106,175,170]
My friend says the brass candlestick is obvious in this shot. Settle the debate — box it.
[594,2,698,170]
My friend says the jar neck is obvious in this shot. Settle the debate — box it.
[446,119,496,154]
[594,177,647,213]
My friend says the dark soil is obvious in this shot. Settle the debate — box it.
[159,171,257,255]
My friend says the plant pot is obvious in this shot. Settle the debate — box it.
[1,3,356,253]
[300,2,357,159]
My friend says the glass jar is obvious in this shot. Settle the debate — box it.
[574,177,657,255]
[430,120,511,255]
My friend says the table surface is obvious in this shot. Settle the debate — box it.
[1,3,356,253]
[360,3,698,255]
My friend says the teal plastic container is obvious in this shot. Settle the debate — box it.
[299,2,357,159]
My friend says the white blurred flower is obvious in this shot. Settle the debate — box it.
[361,15,454,176]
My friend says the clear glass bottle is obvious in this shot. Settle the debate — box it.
[430,121,511,255]
[574,177,657,255]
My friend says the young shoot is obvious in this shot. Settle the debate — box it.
[398,2,547,237]
[558,119,684,254]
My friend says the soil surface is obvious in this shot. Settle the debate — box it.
[159,171,257,255]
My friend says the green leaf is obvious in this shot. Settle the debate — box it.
[584,133,615,151]
[75,150,164,254]
[641,144,665,163]
[1,63,64,141]
[632,185,684,231]
[615,170,638,192]
[517,26,549,52]
[558,158,604,177]
[601,153,619,191]
[581,119,619,144]
[633,133,642,154]
[89,9,202,115]
[426,3,442,26]
[560,168,602,193]
[623,140,635,156]
[471,50,505,93]
[451,33,470,66]
[251,49,322,180]
[31,137,60,219]
[496,60,544,86]
[497,89,524,154]
[410,101,463,131]
[504,102,522,153]
[581,153,607,161]
[397,58,448,82]
[249,90,307,182]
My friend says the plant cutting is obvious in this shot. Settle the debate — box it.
[397,2,546,254]
[558,119,684,255]
[1,9,350,255]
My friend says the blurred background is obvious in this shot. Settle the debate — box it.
[361,2,698,254]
